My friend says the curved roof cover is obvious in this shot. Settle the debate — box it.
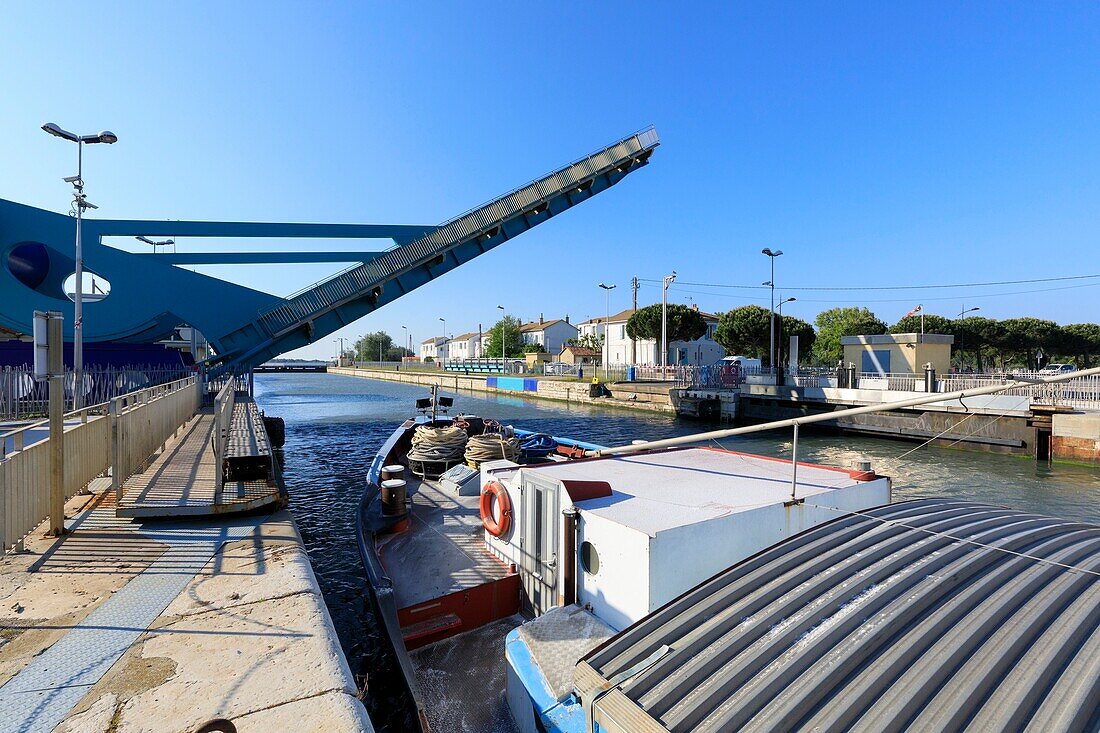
[576,498,1100,733]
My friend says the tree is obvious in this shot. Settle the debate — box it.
[995,317,1060,370]
[1061,323,1100,367]
[889,313,955,336]
[626,304,708,343]
[354,331,393,361]
[811,307,888,365]
[485,316,525,358]
[714,306,771,361]
[522,342,545,353]
[566,332,604,351]
[778,315,816,365]
[953,316,1003,371]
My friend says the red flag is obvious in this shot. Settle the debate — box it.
[903,304,923,319]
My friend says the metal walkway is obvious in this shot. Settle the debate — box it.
[116,409,281,518]
[0,504,266,733]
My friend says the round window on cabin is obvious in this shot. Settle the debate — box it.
[580,541,600,575]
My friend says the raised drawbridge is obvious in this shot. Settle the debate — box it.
[0,128,659,373]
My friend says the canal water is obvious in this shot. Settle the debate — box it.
[255,372,1100,731]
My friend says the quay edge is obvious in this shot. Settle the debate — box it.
[0,491,374,733]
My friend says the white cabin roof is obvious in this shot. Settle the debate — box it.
[525,447,867,536]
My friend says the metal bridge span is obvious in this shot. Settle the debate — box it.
[1,128,659,373]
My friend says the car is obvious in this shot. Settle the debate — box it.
[1038,363,1077,376]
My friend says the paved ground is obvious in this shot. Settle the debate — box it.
[0,491,373,733]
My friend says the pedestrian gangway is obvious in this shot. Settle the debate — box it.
[214,127,660,370]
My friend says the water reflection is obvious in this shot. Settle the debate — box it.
[255,372,1100,731]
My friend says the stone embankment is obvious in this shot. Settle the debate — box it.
[0,490,373,733]
[329,367,676,413]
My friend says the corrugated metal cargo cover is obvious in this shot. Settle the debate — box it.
[577,498,1100,733]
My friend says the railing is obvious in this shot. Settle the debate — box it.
[1,403,112,553]
[212,380,236,492]
[0,365,194,421]
[111,377,202,502]
[255,127,659,336]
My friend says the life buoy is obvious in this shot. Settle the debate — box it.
[480,480,512,537]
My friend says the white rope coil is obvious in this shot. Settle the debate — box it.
[465,433,521,466]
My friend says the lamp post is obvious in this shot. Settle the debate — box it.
[42,123,117,409]
[958,307,979,371]
[598,283,616,379]
[438,317,446,365]
[661,271,677,374]
[497,305,506,363]
[774,297,796,371]
[402,325,408,360]
[761,248,783,381]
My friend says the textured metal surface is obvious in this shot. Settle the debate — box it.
[518,605,614,702]
[410,614,524,733]
[581,498,1100,733]
[0,504,262,733]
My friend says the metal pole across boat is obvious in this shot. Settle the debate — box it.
[588,365,1100,457]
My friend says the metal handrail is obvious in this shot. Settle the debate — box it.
[212,379,235,491]
[255,128,659,335]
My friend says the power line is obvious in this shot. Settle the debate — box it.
[637,272,1100,292]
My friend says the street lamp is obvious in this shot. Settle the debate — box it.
[774,297,796,370]
[958,306,980,319]
[497,305,506,362]
[598,283,616,379]
[661,271,677,373]
[957,307,979,371]
[438,317,446,365]
[762,248,784,381]
[402,325,408,359]
[43,122,118,408]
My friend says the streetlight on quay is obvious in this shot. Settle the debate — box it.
[402,325,409,360]
[959,306,980,319]
[661,271,677,374]
[957,307,980,371]
[42,122,118,408]
[497,305,506,362]
[761,248,784,382]
[598,283,616,379]
[438,317,446,365]
[774,297,796,370]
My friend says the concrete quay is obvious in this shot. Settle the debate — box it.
[329,367,676,413]
[0,489,373,733]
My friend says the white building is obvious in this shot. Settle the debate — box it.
[577,306,725,366]
[448,332,483,360]
[419,336,448,361]
[517,315,578,355]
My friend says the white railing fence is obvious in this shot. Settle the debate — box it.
[0,404,111,553]
[111,376,202,502]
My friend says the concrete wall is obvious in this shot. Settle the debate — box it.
[329,367,676,413]
[1053,412,1100,463]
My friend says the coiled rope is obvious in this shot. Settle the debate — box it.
[465,433,521,467]
[407,424,468,466]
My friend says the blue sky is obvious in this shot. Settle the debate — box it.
[3,2,1099,359]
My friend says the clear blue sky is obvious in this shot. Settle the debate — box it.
[3,2,1099,359]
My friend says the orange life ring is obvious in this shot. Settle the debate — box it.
[480,480,512,537]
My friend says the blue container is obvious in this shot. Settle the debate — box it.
[627,366,637,381]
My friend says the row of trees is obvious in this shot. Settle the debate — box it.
[348,332,413,362]
[712,306,1100,370]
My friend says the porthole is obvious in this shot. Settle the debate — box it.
[580,541,600,575]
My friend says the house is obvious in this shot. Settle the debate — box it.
[517,315,578,355]
[842,333,953,375]
[577,305,725,366]
[419,336,448,361]
[448,332,483,360]
[559,345,602,366]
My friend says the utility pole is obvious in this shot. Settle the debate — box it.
[631,276,638,364]
[34,311,66,536]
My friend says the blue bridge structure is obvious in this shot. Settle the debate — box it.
[1,128,658,374]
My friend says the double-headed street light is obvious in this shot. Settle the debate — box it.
[661,271,677,373]
[43,122,118,408]
[762,248,784,381]
[598,283,616,378]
